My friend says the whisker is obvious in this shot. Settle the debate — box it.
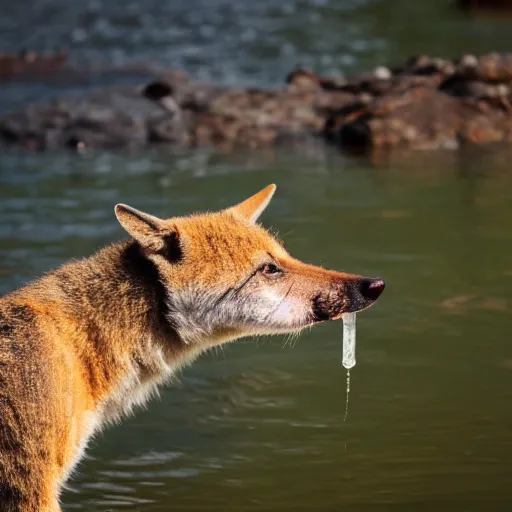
[290,331,302,348]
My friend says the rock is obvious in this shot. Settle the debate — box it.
[321,53,512,152]
[373,66,393,80]
[1,52,512,155]
[338,89,461,151]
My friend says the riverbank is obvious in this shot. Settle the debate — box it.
[1,52,511,155]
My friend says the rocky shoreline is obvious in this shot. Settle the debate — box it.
[1,52,512,154]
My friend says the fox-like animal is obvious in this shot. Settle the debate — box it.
[0,185,384,511]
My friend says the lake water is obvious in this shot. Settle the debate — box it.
[1,0,512,510]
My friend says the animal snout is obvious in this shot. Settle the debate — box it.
[359,278,385,302]
[310,276,385,321]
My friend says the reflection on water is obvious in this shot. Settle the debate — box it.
[1,147,512,511]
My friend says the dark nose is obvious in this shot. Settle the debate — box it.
[359,278,385,301]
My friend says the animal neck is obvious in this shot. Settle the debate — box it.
[42,241,198,421]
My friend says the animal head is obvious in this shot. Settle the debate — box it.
[115,185,384,346]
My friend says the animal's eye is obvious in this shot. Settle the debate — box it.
[260,263,282,276]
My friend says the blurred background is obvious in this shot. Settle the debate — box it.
[1,1,512,511]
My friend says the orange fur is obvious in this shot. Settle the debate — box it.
[0,185,384,510]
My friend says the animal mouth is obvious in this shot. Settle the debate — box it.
[311,294,345,322]
[312,277,386,322]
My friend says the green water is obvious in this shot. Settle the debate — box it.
[1,148,512,511]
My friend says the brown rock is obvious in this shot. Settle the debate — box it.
[2,51,512,155]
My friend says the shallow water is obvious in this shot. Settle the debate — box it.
[2,0,512,510]
[1,0,512,112]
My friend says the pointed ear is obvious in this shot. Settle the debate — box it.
[114,204,166,250]
[227,184,277,224]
